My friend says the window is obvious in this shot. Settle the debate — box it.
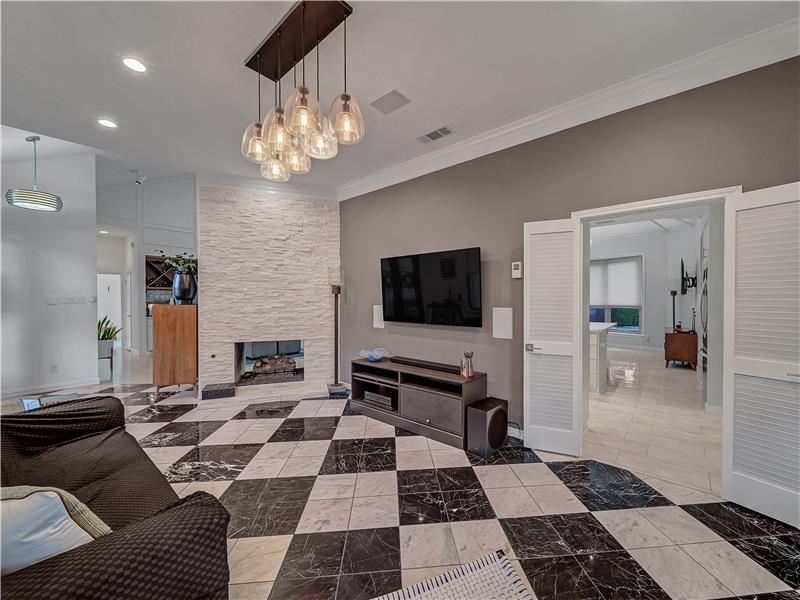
[590,255,643,334]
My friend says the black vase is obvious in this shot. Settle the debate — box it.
[172,271,197,305]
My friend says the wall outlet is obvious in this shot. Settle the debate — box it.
[49,364,59,374]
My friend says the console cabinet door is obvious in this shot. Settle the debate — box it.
[523,219,581,456]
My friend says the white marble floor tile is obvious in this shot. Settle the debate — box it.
[473,464,523,489]
[449,519,516,562]
[296,498,353,533]
[254,442,298,460]
[288,400,324,418]
[642,478,720,505]
[277,455,324,478]
[629,545,732,600]
[229,582,273,600]
[236,458,287,480]
[638,506,722,545]
[143,446,193,465]
[395,436,430,452]
[525,484,587,515]
[399,523,459,569]
[349,494,399,530]
[593,509,673,549]
[333,426,366,440]
[401,566,457,589]
[290,440,331,457]
[355,471,398,497]
[509,463,562,486]
[396,450,434,470]
[178,481,233,499]
[227,535,292,584]
[484,486,543,518]
[309,474,357,501]
[680,541,791,596]
[315,400,347,417]
[365,423,396,438]
[125,422,167,441]
[199,420,254,445]
[430,449,470,468]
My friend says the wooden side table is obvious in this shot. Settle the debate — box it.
[664,330,698,369]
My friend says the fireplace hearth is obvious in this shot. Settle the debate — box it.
[235,340,304,386]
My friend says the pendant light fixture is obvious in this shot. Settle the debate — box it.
[329,16,365,145]
[263,32,291,156]
[5,136,63,212]
[240,54,267,163]
[285,4,320,138]
[305,43,338,160]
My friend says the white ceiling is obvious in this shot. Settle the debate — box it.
[2,2,797,198]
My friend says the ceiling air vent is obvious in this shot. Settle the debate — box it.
[417,126,454,144]
[370,90,410,115]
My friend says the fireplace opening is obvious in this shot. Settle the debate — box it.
[234,340,304,386]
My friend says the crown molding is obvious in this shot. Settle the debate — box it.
[198,172,338,202]
[336,19,800,202]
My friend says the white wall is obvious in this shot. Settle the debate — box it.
[96,235,125,274]
[1,154,98,395]
[590,226,699,348]
[97,175,197,354]
[97,273,122,335]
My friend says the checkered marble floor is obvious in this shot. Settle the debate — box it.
[96,390,799,600]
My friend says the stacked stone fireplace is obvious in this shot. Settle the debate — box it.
[234,340,305,386]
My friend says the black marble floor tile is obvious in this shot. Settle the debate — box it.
[268,574,338,600]
[398,492,448,525]
[549,461,671,511]
[335,571,402,600]
[499,446,542,464]
[505,436,525,447]
[397,469,440,494]
[681,503,780,540]
[99,383,154,393]
[219,478,273,507]
[329,439,364,455]
[442,489,496,522]
[163,444,262,482]
[722,503,800,537]
[360,437,395,455]
[137,420,226,447]
[519,555,604,600]
[467,450,508,466]
[125,403,196,423]
[279,531,347,578]
[436,467,482,491]
[576,551,670,600]
[341,527,401,574]
[268,427,306,442]
[320,452,362,475]
[270,418,340,442]
[358,452,396,473]
[730,535,800,588]
[546,513,624,555]
[263,476,316,501]
[222,477,315,538]
[233,401,299,419]
[501,516,572,558]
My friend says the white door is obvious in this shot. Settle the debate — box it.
[723,182,800,527]
[523,219,582,456]
[124,272,133,351]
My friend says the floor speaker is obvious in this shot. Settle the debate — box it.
[467,397,508,458]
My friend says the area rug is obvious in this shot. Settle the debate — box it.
[372,550,532,600]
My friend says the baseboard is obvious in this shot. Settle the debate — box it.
[704,402,722,414]
[1,377,100,399]
[507,424,523,440]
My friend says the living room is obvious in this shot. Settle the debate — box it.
[1,2,799,599]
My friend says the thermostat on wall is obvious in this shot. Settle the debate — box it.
[511,262,523,279]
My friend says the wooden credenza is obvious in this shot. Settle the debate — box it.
[665,330,697,369]
[153,304,197,391]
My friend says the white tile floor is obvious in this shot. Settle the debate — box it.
[582,346,722,496]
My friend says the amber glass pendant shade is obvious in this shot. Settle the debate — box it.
[304,116,338,160]
[260,156,291,182]
[329,93,365,145]
[240,122,268,163]
[285,85,321,138]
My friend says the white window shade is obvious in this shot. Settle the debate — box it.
[590,256,642,306]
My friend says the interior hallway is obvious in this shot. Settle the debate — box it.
[581,346,722,499]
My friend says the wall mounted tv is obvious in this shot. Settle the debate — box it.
[380,247,482,327]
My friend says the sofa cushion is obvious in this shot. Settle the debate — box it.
[9,428,179,530]
[1,486,112,575]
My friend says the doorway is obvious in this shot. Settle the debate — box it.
[97,273,123,347]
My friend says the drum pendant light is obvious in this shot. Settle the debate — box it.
[5,136,63,212]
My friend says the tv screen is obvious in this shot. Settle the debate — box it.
[380,247,482,327]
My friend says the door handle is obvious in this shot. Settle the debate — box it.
[525,344,543,352]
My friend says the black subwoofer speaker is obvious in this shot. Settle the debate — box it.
[467,397,508,458]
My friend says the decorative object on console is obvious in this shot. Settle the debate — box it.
[240,1,362,183]
[158,251,198,305]
[5,136,63,212]
[359,347,390,362]
[461,350,475,378]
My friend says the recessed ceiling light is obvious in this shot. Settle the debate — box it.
[123,58,147,73]
[98,229,109,234]
[98,119,117,128]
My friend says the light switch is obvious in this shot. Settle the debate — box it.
[493,307,513,339]
[373,305,385,329]
[511,262,523,279]
[45,295,59,306]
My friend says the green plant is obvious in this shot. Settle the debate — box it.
[158,251,197,274]
[98,316,122,340]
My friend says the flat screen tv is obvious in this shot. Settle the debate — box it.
[380,247,482,327]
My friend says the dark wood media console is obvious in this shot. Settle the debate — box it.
[350,358,487,449]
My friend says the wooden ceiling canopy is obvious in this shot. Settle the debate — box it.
[245,1,353,82]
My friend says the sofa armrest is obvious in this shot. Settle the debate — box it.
[1,491,231,600]
[1,396,125,454]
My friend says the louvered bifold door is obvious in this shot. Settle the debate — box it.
[723,182,800,528]
[523,219,581,456]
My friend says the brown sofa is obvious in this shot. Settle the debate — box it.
[0,396,230,599]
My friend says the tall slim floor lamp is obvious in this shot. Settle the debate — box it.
[328,267,348,399]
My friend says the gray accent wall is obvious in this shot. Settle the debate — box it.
[340,58,800,425]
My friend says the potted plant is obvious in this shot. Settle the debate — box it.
[159,251,198,304]
[98,316,122,360]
